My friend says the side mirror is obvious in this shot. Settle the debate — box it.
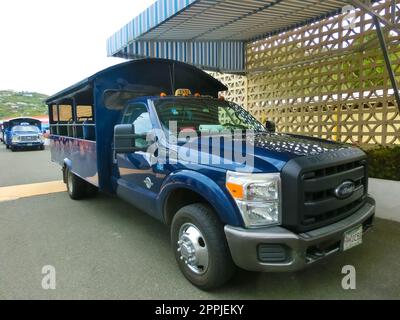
[114,124,153,153]
[114,124,138,153]
[265,120,276,133]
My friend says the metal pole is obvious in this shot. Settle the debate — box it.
[348,0,400,34]
[373,15,400,112]
[391,0,396,24]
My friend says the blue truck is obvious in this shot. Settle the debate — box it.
[46,59,375,290]
[0,121,7,143]
[4,118,45,151]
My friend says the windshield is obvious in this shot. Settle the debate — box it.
[154,98,266,134]
[12,125,40,133]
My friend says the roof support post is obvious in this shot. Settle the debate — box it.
[348,0,400,34]
[391,0,397,23]
[373,15,400,112]
[349,0,400,111]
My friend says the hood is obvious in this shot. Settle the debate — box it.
[174,132,354,173]
[253,132,351,157]
[13,132,40,136]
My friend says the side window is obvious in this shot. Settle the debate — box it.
[122,103,153,149]
[122,103,153,134]
[58,104,73,122]
[50,105,59,135]
[58,104,73,137]
[51,105,59,122]
[77,105,95,140]
[76,105,93,122]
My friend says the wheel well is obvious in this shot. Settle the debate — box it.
[164,188,210,225]
[62,163,69,183]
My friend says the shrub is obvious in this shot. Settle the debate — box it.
[363,146,400,181]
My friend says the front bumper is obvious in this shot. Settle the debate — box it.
[224,196,375,272]
[12,141,43,147]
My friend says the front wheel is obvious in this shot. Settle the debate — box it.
[171,203,236,290]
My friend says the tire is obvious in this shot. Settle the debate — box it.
[86,183,98,197]
[6,144,9,149]
[66,168,87,200]
[39,145,45,150]
[171,203,236,290]
[10,146,16,152]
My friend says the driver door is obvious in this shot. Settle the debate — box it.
[116,102,161,215]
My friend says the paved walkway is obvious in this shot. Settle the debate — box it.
[0,145,399,299]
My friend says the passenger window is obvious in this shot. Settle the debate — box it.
[76,105,93,120]
[58,104,73,137]
[51,105,59,122]
[50,105,59,135]
[77,105,95,140]
[59,105,73,121]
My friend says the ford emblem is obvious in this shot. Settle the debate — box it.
[334,181,355,199]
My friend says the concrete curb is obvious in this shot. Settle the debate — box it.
[369,178,400,222]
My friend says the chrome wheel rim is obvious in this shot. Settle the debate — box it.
[177,223,209,275]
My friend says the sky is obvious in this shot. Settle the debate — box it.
[0,0,156,95]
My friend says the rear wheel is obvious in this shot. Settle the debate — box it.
[86,183,98,197]
[171,203,236,290]
[66,169,87,200]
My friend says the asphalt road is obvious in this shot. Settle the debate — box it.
[0,144,399,299]
[0,144,60,187]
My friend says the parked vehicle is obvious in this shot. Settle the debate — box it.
[1,121,8,144]
[47,59,375,290]
[5,118,44,151]
[8,124,45,151]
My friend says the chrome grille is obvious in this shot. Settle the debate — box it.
[20,136,38,141]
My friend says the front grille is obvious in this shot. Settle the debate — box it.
[300,160,367,229]
[20,136,38,141]
[281,148,369,233]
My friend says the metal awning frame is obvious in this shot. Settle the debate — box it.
[349,0,400,112]
[107,0,400,111]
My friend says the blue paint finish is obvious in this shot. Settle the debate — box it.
[156,169,244,226]
[47,58,353,230]
[46,59,226,193]
[50,136,98,186]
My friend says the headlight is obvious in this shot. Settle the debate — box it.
[226,171,281,228]
[12,135,20,143]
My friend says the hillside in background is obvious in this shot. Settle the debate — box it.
[0,90,48,119]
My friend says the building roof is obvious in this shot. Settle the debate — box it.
[107,0,349,72]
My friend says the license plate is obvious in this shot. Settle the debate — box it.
[342,225,363,251]
[27,143,33,146]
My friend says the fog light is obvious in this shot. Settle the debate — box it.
[258,244,289,263]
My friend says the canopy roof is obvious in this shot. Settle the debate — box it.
[107,0,350,72]
[46,58,227,105]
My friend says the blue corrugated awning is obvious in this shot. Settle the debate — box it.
[112,40,245,73]
[107,0,349,72]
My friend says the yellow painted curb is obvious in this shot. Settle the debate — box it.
[0,180,66,202]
